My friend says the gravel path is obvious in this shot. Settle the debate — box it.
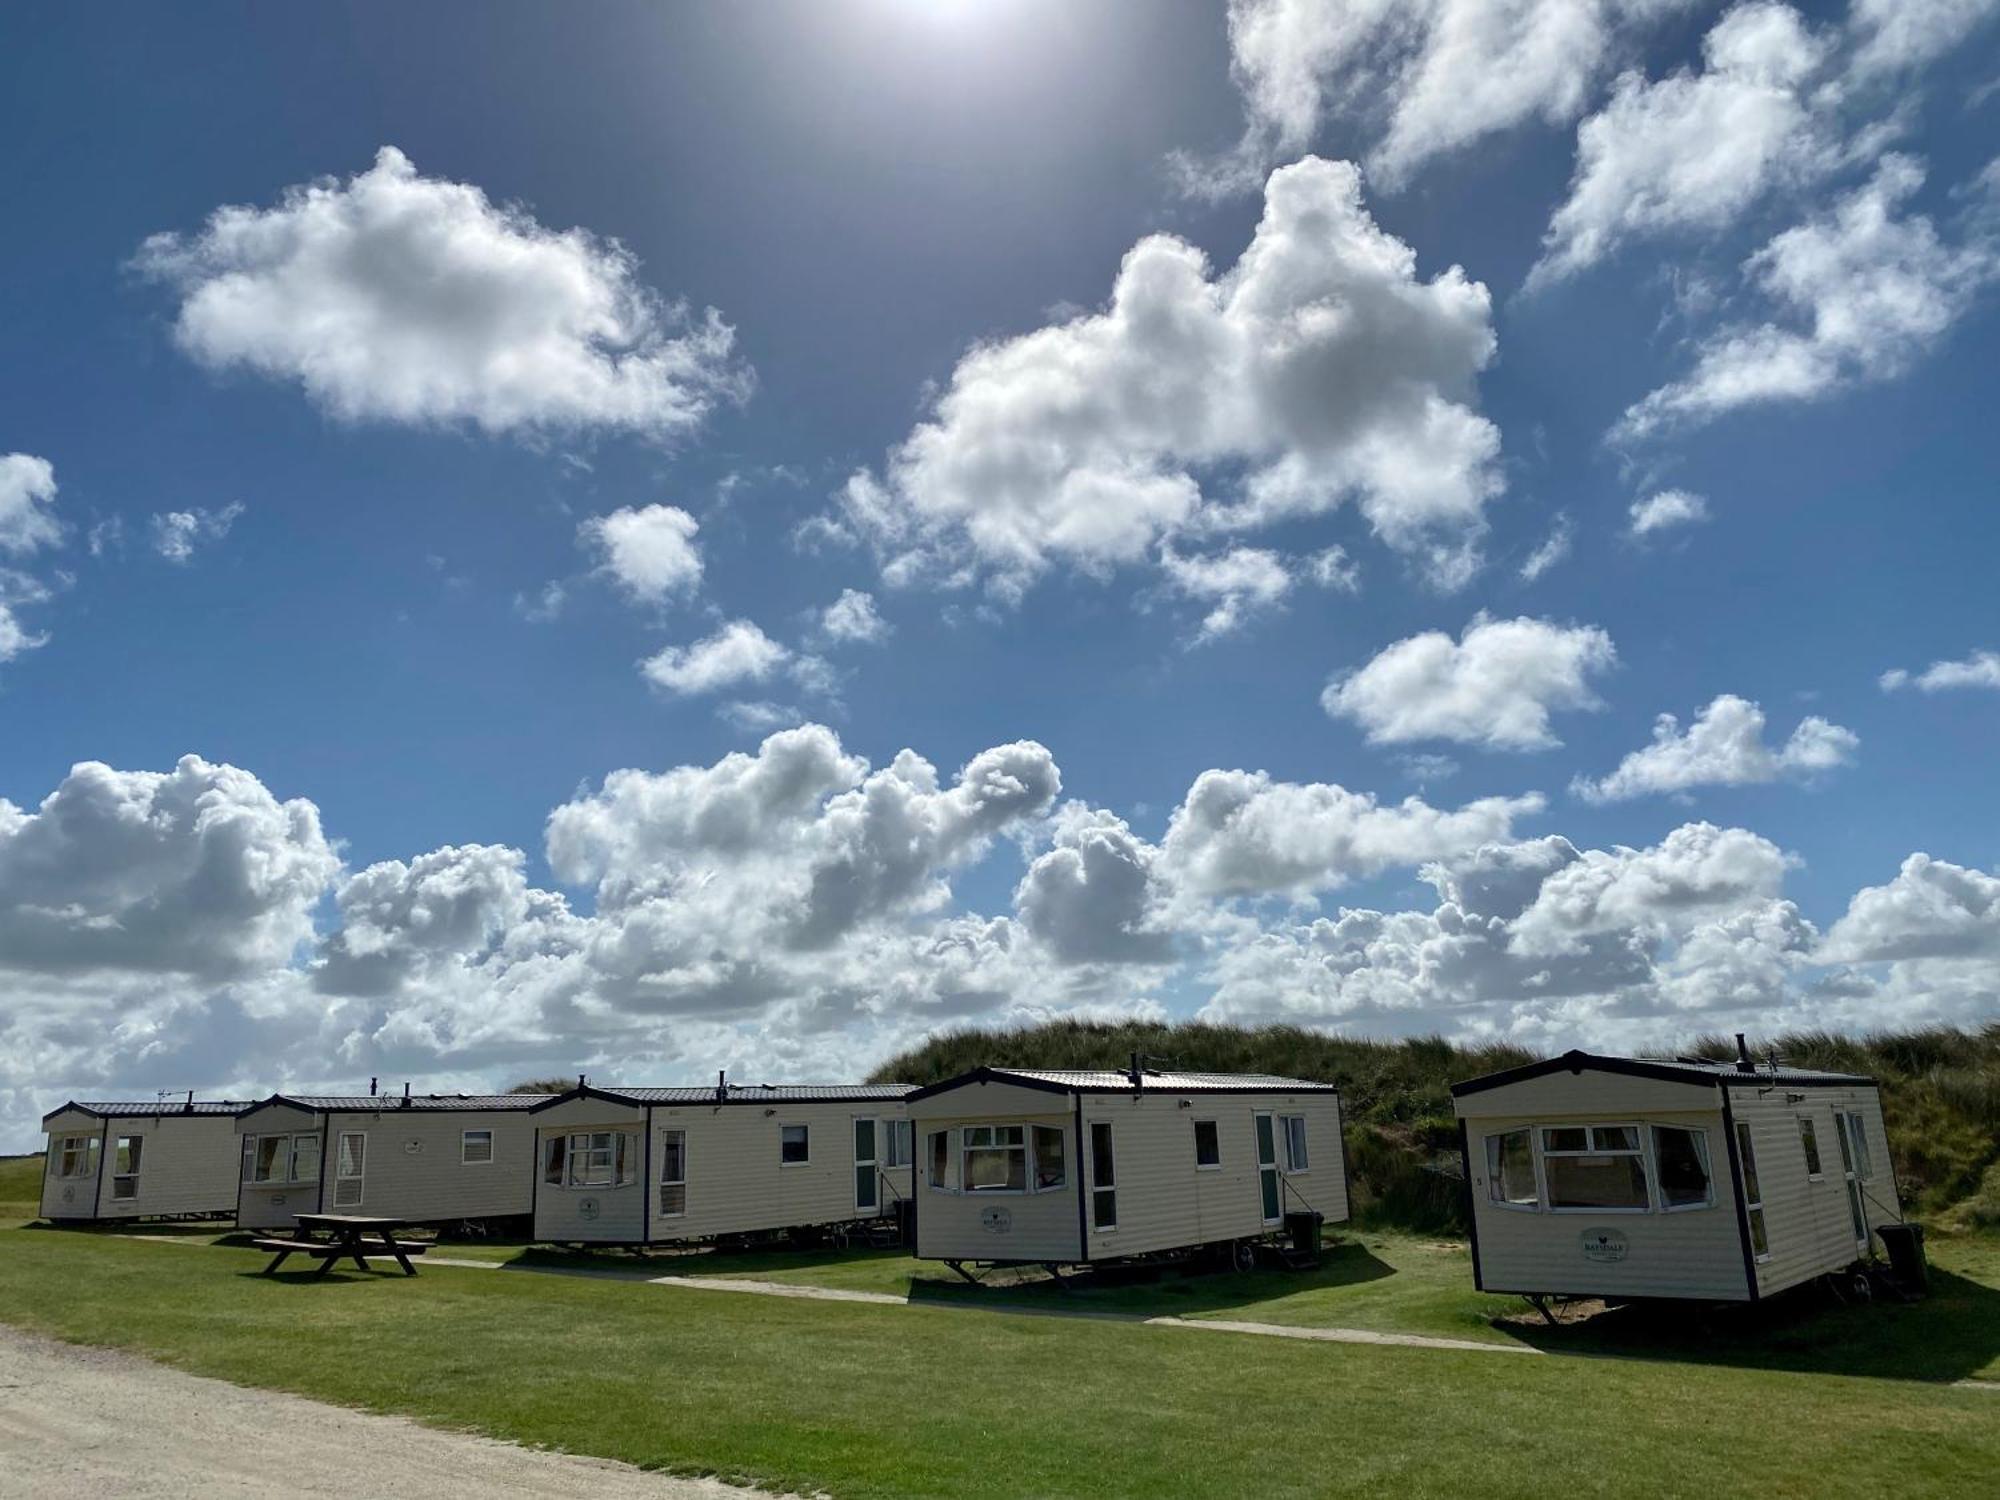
[0,1324,778,1500]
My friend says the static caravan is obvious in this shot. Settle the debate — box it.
[529,1082,916,1246]
[905,1066,1348,1272]
[234,1092,554,1231]
[39,1099,251,1223]
[1452,1047,1903,1304]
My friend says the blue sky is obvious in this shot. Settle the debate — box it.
[2,1,1997,1143]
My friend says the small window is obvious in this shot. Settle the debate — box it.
[884,1119,914,1168]
[659,1129,687,1217]
[461,1130,494,1165]
[780,1124,810,1166]
[1090,1121,1117,1231]
[568,1131,615,1187]
[1283,1115,1309,1172]
[927,1128,955,1192]
[1193,1119,1221,1169]
[1846,1112,1873,1179]
[253,1135,288,1184]
[1735,1121,1770,1264]
[542,1134,566,1187]
[1485,1129,1538,1208]
[1032,1125,1066,1190]
[963,1124,1026,1192]
[57,1136,99,1178]
[291,1135,319,1182]
[1652,1126,1712,1210]
[1542,1122,1649,1210]
[333,1132,366,1209]
[111,1135,142,1200]
[1798,1117,1823,1179]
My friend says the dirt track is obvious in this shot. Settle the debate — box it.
[0,1324,776,1499]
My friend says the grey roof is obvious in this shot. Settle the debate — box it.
[908,1066,1337,1101]
[249,1093,559,1114]
[44,1100,254,1123]
[567,1083,915,1105]
[1451,1050,1875,1100]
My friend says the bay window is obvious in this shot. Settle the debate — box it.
[1484,1129,1538,1208]
[1541,1125,1649,1211]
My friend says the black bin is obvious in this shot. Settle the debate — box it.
[1283,1209,1323,1257]
[1877,1221,1927,1293]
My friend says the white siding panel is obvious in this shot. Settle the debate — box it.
[1459,1071,1718,1120]
[1732,1084,1901,1298]
[913,1110,1080,1263]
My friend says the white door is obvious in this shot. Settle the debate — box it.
[334,1131,366,1208]
[854,1118,879,1214]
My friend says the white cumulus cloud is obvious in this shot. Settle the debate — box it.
[1324,614,1616,750]
[1628,488,1711,535]
[135,146,747,440]
[640,619,793,697]
[819,589,889,645]
[1160,546,1294,641]
[150,502,244,563]
[1572,694,1858,802]
[837,157,1501,597]
[582,503,702,603]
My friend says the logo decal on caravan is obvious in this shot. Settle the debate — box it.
[980,1206,1013,1234]
[1581,1228,1629,1263]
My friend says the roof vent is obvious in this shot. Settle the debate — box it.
[1735,1033,1754,1074]
[402,1080,412,1108]
[716,1069,728,1101]
[369,1076,378,1097]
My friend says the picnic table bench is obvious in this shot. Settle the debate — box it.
[254,1213,430,1277]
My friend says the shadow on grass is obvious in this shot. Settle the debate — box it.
[903,1239,1398,1320]
[1498,1267,2000,1384]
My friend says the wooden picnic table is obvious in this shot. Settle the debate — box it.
[253,1213,430,1278]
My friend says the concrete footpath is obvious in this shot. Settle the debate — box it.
[0,1324,778,1500]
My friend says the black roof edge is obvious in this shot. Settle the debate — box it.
[1450,1049,1878,1100]
[904,1067,1075,1103]
[527,1084,632,1114]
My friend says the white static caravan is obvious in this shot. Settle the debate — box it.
[529,1083,916,1246]
[39,1100,250,1223]
[1453,1048,1903,1305]
[905,1067,1349,1272]
[234,1093,554,1231]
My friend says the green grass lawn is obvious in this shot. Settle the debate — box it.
[0,1153,42,1222]
[1,1223,1996,1499]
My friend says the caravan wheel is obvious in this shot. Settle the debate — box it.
[1231,1240,1257,1273]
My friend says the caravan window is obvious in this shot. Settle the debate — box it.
[1798,1116,1824,1178]
[1089,1122,1117,1231]
[569,1132,616,1187]
[1032,1125,1067,1190]
[659,1130,687,1217]
[1485,1130,1538,1208]
[291,1135,319,1181]
[927,1128,957,1192]
[1193,1119,1221,1169]
[542,1134,566,1187]
[111,1136,143,1200]
[57,1136,98,1184]
[884,1119,914,1168]
[1283,1116,1309,1172]
[1845,1112,1874,1178]
[1541,1123,1649,1211]
[962,1125,1026,1192]
[252,1135,288,1184]
[461,1130,494,1165]
[780,1125,810,1166]
[1651,1126,1712,1210]
[1736,1121,1770,1261]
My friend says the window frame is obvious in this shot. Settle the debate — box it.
[1192,1118,1222,1171]
[1031,1124,1067,1191]
[1797,1115,1824,1181]
[1648,1124,1714,1213]
[779,1123,811,1168]
[961,1123,1028,1194]
[658,1128,687,1218]
[111,1134,143,1200]
[1845,1111,1874,1180]
[926,1127,957,1193]
[56,1135,99,1179]
[460,1129,494,1166]
[1539,1122,1653,1215]
[883,1118,914,1169]
[1282,1114,1309,1174]
[1735,1120,1770,1264]
[1483,1128,1541,1212]
[567,1130,617,1188]
[1089,1120,1117,1233]
[333,1130,367,1209]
